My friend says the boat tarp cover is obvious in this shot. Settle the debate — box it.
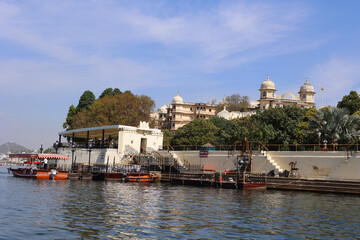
[9,153,69,160]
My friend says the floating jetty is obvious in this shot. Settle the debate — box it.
[267,177,360,194]
[160,172,267,190]
[160,173,360,194]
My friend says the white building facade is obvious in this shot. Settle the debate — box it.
[57,122,163,165]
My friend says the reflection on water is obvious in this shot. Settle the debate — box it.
[1,166,360,239]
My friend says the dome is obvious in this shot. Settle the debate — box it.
[158,103,167,114]
[299,78,315,93]
[217,107,230,119]
[260,75,275,90]
[172,92,184,104]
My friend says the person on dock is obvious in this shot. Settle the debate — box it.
[44,158,48,169]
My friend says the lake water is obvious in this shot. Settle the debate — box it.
[1,166,359,239]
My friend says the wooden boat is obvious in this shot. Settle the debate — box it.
[8,153,69,180]
[125,173,157,182]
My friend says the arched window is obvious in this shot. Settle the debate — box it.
[263,91,266,97]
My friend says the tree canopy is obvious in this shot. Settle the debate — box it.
[337,90,360,115]
[170,118,218,146]
[309,107,360,143]
[170,105,309,146]
[63,89,155,130]
[77,90,95,111]
[219,94,249,112]
[99,88,122,98]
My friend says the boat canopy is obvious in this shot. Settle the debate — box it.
[9,153,69,160]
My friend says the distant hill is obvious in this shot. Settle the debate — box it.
[0,142,30,153]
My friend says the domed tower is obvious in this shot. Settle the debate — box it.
[259,75,276,109]
[172,92,184,105]
[158,103,168,119]
[299,78,315,108]
[169,92,184,132]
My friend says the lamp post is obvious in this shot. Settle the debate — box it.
[40,143,43,154]
[316,131,321,150]
[53,141,59,154]
[87,143,92,173]
[71,143,76,171]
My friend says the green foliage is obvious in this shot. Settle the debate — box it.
[232,117,275,143]
[99,88,123,98]
[218,94,249,112]
[294,108,317,144]
[63,105,77,130]
[337,90,360,115]
[254,105,307,144]
[171,118,218,146]
[309,107,360,143]
[64,89,155,129]
[162,129,173,147]
[77,90,95,111]
[208,117,237,145]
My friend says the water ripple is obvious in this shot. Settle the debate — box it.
[1,166,360,239]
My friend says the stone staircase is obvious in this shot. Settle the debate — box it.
[261,150,283,173]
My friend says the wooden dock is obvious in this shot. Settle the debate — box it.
[161,173,360,194]
[160,173,266,189]
[267,177,360,194]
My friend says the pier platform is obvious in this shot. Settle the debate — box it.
[267,177,360,194]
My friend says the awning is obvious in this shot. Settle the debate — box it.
[10,153,69,160]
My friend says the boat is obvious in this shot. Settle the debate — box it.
[125,172,157,182]
[8,153,69,180]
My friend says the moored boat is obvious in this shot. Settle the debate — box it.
[8,153,69,180]
[125,172,157,182]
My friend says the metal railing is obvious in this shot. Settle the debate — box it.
[163,142,359,152]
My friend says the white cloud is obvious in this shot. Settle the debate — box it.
[310,57,360,106]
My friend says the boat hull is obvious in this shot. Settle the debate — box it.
[9,168,68,180]
[126,173,157,182]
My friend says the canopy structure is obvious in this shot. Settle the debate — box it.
[200,143,216,151]
[58,125,137,139]
[9,153,69,160]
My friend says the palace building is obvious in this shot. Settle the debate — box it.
[259,76,316,109]
[156,76,316,130]
[158,93,218,133]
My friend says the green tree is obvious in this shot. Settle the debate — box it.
[63,105,77,130]
[113,88,122,95]
[337,90,360,115]
[162,129,173,147]
[171,118,218,146]
[309,107,360,143]
[70,91,155,129]
[208,117,237,145]
[99,88,114,98]
[99,88,123,98]
[294,108,317,144]
[77,90,95,111]
[219,94,249,112]
[232,117,275,144]
[254,105,306,144]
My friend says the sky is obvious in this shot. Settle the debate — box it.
[1,0,360,150]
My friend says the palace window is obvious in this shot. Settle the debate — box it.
[263,91,266,97]
[209,109,212,112]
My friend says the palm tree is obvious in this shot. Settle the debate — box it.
[309,107,360,143]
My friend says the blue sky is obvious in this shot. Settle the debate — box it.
[1,0,360,149]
